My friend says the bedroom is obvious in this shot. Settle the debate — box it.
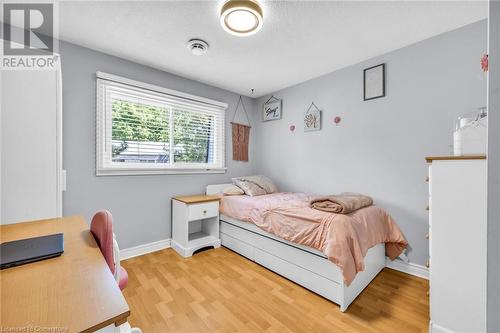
[1,1,499,332]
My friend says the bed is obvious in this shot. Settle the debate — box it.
[207,183,406,312]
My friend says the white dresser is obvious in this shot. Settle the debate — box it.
[427,155,487,333]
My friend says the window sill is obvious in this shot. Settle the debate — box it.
[96,167,227,176]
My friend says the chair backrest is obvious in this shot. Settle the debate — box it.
[90,210,115,274]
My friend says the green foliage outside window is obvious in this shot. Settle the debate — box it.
[173,109,213,163]
[112,100,169,142]
[111,100,213,163]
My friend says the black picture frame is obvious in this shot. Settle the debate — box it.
[363,63,386,101]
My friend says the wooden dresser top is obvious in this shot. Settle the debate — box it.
[425,155,487,163]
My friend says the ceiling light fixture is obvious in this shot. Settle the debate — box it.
[220,0,263,36]
[187,39,209,56]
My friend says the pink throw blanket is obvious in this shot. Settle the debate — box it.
[310,192,373,214]
[220,193,407,285]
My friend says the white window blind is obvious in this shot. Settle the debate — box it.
[96,72,227,175]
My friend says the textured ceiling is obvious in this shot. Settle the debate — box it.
[58,1,488,97]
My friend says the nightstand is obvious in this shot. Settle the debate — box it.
[171,195,221,257]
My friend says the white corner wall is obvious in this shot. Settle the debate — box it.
[487,1,500,331]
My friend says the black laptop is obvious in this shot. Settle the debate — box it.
[0,233,64,269]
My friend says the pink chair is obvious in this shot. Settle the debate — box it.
[90,210,128,290]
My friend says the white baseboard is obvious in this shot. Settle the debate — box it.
[385,257,429,280]
[120,238,171,260]
[429,321,455,333]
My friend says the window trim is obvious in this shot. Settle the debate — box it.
[96,72,228,176]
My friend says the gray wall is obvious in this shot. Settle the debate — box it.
[60,41,258,249]
[487,1,500,331]
[254,20,487,266]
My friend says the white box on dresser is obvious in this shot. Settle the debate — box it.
[427,155,487,333]
[171,195,221,257]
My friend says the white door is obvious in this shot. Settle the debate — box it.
[0,57,63,224]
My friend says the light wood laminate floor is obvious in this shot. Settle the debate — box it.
[122,247,429,333]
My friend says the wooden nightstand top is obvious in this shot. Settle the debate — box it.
[173,194,220,204]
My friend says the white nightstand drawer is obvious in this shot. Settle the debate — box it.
[188,202,218,221]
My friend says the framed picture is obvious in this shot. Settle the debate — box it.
[263,98,282,121]
[304,105,321,132]
[363,63,385,101]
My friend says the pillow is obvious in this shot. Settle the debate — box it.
[232,178,267,196]
[222,184,245,196]
[233,175,278,194]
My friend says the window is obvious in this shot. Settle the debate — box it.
[96,72,227,175]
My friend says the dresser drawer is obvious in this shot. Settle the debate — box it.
[188,202,218,221]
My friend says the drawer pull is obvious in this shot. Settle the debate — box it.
[426,205,430,211]
[203,210,207,214]
[426,260,430,268]
[425,176,429,182]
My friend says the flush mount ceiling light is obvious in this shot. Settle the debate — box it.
[187,39,209,56]
[220,0,263,36]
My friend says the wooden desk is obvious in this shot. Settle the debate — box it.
[0,216,130,333]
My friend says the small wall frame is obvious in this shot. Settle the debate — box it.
[363,63,386,101]
[304,102,322,132]
[262,96,282,121]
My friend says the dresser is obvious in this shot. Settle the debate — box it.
[427,155,487,333]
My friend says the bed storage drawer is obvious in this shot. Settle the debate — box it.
[254,235,343,283]
[253,247,342,304]
[220,221,260,243]
[220,232,255,260]
[221,220,343,283]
